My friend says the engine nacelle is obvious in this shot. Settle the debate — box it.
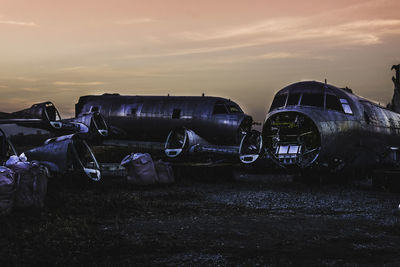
[165,128,210,158]
[239,130,263,164]
[74,112,108,137]
[25,134,101,181]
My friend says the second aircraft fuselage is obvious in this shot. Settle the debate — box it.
[75,94,253,145]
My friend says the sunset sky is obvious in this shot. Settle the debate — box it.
[1,0,400,123]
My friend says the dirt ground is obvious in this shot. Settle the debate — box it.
[1,171,400,266]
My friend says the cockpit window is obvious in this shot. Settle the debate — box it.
[287,93,300,106]
[213,101,228,114]
[301,93,324,108]
[227,104,242,114]
[340,99,353,114]
[326,94,343,112]
[270,94,287,111]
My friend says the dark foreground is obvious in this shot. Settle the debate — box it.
[1,172,400,266]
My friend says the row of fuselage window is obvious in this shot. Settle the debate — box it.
[270,93,353,115]
[89,102,243,119]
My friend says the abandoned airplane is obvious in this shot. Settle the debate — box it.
[0,95,255,180]
[3,65,399,180]
[240,64,400,174]
[0,103,105,181]
[75,94,254,159]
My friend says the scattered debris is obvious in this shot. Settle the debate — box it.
[121,153,175,185]
[121,153,159,185]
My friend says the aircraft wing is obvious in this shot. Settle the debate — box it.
[98,137,240,167]
[0,118,44,124]
[0,118,54,132]
[98,126,264,165]
[103,139,238,154]
[102,139,165,151]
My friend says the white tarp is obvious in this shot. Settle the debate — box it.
[5,155,19,167]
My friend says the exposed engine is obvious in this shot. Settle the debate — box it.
[165,128,210,158]
[165,127,238,158]
[263,112,320,168]
[65,112,109,137]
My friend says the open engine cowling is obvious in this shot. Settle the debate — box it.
[239,130,263,164]
[62,112,108,138]
[165,127,210,158]
[25,134,101,181]
[73,112,108,137]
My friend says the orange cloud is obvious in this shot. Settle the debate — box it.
[114,18,156,25]
[53,81,105,86]
[0,20,37,26]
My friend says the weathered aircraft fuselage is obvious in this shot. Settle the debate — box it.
[75,94,253,146]
[263,81,400,172]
